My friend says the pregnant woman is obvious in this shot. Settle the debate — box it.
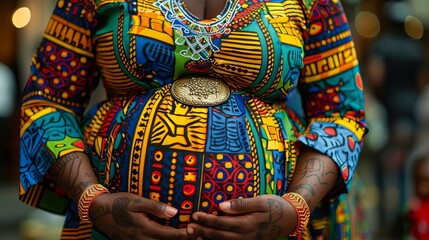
[19,0,367,239]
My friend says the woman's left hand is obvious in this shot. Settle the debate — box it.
[186,194,297,240]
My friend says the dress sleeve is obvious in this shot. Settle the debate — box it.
[19,0,99,214]
[297,0,367,189]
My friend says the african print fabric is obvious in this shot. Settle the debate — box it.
[19,0,367,239]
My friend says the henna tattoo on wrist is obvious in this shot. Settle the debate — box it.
[112,197,133,227]
[290,183,315,195]
[288,183,315,206]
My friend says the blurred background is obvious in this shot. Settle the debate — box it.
[1,0,428,239]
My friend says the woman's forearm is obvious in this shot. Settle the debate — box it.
[49,151,99,203]
[288,147,340,211]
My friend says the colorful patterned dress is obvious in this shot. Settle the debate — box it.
[19,0,367,239]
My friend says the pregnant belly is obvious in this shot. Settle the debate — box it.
[84,86,291,228]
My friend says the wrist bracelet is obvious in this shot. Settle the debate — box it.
[282,192,310,236]
[78,184,109,223]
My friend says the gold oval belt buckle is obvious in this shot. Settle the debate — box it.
[171,76,230,107]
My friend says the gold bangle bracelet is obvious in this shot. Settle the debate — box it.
[78,184,109,223]
[282,192,310,236]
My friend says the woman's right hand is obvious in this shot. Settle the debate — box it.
[89,192,189,240]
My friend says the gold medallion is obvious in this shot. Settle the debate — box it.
[171,76,231,107]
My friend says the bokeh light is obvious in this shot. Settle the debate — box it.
[355,11,381,39]
[12,7,31,29]
[404,15,424,40]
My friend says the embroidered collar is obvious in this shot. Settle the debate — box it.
[154,0,240,60]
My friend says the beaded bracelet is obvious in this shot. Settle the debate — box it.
[282,192,310,236]
[78,184,109,223]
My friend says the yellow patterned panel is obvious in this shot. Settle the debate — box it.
[44,15,93,57]
[83,101,111,146]
[137,0,159,12]
[129,12,174,45]
[128,86,209,194]
[266,0,305,47]
[128,87,171,194]
[151,92,208,151]
[213,31,262,87]
[247,98,285,194]
[303,41,359,83]
[95,32,143,93]
[246,120,260,196]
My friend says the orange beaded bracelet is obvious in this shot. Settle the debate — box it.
[282,192,311,236]
[78,184,109,223]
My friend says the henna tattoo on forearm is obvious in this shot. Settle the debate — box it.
[50,152,93,200]
[290,157,338,198]
[296,157,337,185]
[112,197,133,227]
[287,152,341,211]
[67,161,91,199]
[51,152,76,176]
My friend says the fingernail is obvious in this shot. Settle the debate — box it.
[219,201,230,210]
[165,206,178,217]
[187,227,194,235]
[192,214,198,221]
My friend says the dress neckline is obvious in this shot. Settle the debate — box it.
[178,0,238,25]
[180,0,228,22]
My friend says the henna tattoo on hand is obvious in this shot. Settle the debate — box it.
[90,204,111,222]
[112,197,133,227]
[267,199,283,223]
[256,199,284,239]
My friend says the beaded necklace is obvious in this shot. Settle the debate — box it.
[154,0,240,60]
